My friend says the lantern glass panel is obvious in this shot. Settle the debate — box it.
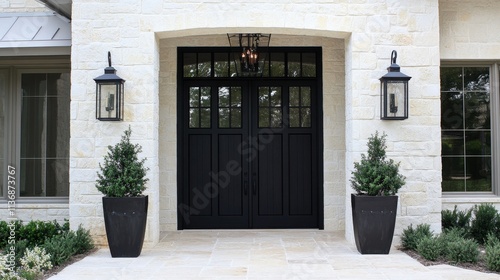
[383,80,406,119]
[98,83,118,119]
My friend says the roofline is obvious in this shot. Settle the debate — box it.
[37,0,71,20]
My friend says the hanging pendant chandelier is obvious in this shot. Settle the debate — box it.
[227,33,271,76]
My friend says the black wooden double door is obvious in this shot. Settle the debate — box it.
[180,79,319,229]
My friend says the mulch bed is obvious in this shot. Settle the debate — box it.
[400,246,499,275]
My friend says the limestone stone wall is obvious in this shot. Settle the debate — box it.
[71,0,442,245]
[0,0,49,12]
[440,0,500,60]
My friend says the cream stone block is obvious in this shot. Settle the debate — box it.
[70,138,95,158]
[69,204,97,218]
[400,192,428,207]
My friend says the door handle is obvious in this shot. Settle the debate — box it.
[243,172,248,196]
[252,173,257,195]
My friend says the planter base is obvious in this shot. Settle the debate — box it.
[351,194,398,254]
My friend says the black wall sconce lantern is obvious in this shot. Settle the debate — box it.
[227,33,271,77]
[380,50,411,120]
[94,51,125,121]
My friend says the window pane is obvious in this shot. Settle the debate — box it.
[200,108,211,128]
[214,53,229,77]
[270,87,281,106]
[183,53,197,78]
[219,108,229,128]
[198,53,211,77]
[440,67,463,91]
[189,108,200,128]
[20,159,44,196]
[189,87,199,107]
[466,157,491,192]
[270,53,285,77]
[21,97,45,158]
[47,97,70,158]
[231,87,241,107]
[289,108,300,127]
[465,131,490,156]
[270,108,282,127]
[441,157,465,192]
[464,92,490,129]
[47,73,69,96]
[21,73,46,96]
[46,159,69,196]
[230,51,240,77]
[200,87,211,107]
[288,53,301,77]
[301,108,311,127]
[301,87,311,106]
[259,88,269,107]
[218,87,229,107]
[231,109,241,128]
[302,53,316,77]
[441,92,463,129]
[441,131,464,156]
[259,109,269,128]
[290,87,299,107]
[464,67,489,91]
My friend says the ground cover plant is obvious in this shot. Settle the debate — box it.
[0,220,94,279]
[401,203,500,274]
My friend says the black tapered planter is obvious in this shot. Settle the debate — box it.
[351,194,398,254]
[102,196,148,257]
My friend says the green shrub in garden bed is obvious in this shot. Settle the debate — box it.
[470,204,498,245]
[401,223,433,251]
[0,220,94,280]
[486,233,500,272]
[441,205,472,233]
[416,236,441,261]
[446,238,479,264]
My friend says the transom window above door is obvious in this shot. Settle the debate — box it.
[182,48,318,78]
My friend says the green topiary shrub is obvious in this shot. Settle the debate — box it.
[350,131,405,196]
[401,224,433,250]
[96,126,149,197]
[446,238,479,264]
[416,236,441,261]
[441,205,472,232]
[470,203,498,244]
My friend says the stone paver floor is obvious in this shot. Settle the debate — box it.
[48,230,499,279]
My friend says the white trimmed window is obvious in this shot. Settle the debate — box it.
[441,65,493,194]
[1,60,70,200]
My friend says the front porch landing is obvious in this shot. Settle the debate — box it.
[49,230,497,279]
